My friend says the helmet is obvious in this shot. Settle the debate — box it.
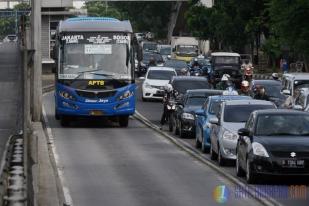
[194,58,198,62]
[221,74,230,81]
[165,84,173,92]
[180,68,187,75]
[272,73,279,80]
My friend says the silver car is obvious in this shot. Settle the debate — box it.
[209,99,276,166]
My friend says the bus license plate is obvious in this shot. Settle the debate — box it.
[89,110,103,116]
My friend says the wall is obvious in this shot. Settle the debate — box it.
[42,0,73,8]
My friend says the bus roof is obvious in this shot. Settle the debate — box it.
[58,17,133,33]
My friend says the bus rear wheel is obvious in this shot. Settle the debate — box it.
[60,116,70,127]
[119,116,129,127]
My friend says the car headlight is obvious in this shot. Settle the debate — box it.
[59,91,76,101]
[143,82,152,89]
[222,130,238,141]
[182,112,194,120]
[252,142,269,157]
[118,90,133,101]
[167,105,176,110]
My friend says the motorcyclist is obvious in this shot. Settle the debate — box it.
[216,74,231,90]
[192,58,201,68]
[253,85,270,101]
[272,73,279,80]
[180,68,188,76]
[148,57,157,67]
[239,80,251,96]
[160,84,174,127]
[223,81,239,95]
[241,59,253,70]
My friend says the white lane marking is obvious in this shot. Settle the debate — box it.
[42,105,74,206]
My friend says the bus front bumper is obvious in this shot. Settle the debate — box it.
[56,98,135,117]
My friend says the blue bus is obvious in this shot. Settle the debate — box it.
[53,17,136,127]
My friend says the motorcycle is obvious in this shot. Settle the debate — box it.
[166,99,176,132]
[190,66,203,76]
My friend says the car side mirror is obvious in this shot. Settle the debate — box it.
[238,128,251,137]
[282,89,291,95]
[209,117,219,125]
[293,105,303,110]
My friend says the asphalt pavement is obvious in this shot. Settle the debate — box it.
[0,42,22,159]
[135,78,309,206]
[43,91,263,206]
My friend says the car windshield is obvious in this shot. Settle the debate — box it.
[256,84,283,99]
[186,96,207,106]
[209,101,222,115]
[143,43,157,51]
[147,70,175,80]
[214,56,239,64]
[164,60,187,70]
[177,45,197,54]
[160,47,171,55]
[224,105,275,122]
[173,80,210,94]
[294,80,309,90]
[143,53,163,62]
[256,114,309,136]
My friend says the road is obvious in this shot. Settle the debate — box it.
[0,42,22,159]
[43,91,262,206]
[135,79,309,206]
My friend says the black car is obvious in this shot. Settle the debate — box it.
[188,58,211,76]
[236,109,309,184]
[137,52,164,75]
[174,89,223,138]
[164,59,189,75]
[170,76,211,101]
[251,80,286,108]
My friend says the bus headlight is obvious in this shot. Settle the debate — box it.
[59,91,76,101]
[118,90,133,101]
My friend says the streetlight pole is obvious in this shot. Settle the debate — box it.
[31,0,42,121]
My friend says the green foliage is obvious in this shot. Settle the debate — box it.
[85,2,123,20]
[13,2,30,10]
[84,2,173,39]
[268,0,309,56]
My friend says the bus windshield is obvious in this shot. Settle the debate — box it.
[59,33,131,80]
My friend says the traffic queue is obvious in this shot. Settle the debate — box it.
[139,49,309,184]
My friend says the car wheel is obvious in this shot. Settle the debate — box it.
[246,158,257,184]
[218,146,226,166]
[142,96,147,102]
[236,152,245,177]
[210,141,217,160]
[119,116,129,127]
[195,132,201,148]
[201,135,210,153]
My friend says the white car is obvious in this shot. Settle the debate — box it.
[142,67,177,101]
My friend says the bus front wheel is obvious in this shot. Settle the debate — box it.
[119,116,129,127]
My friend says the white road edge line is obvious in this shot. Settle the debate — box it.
[42,97,74,206]
[134,110,283,206]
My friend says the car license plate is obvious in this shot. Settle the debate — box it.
[282,159,305,168]
[89,110,103,116]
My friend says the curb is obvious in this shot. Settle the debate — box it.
[41,93,73,206]
[133,111,282,206]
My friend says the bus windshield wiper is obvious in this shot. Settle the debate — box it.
[73,69,115,80]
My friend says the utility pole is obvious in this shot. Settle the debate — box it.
[31,0,42,121]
